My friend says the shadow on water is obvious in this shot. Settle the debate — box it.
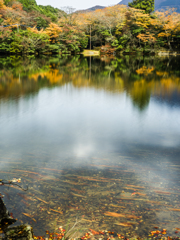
[0,55,180,237]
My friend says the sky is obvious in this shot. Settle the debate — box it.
[36,0,121,11]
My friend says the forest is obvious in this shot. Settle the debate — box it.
[0,0,180,55]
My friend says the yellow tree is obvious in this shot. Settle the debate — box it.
[137,32,156,44]
[0,0,6,9]
[150,9,180,50]
[44,22,62,43]
[132,8,151,29]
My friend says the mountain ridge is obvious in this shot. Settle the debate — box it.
[119,0,180,11]
[83,0,180,12]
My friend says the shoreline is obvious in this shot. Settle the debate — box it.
[0,50,180,57]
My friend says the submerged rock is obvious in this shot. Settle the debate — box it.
[1,197,33,239]
[5,224,34,240]
[0,197,16,231]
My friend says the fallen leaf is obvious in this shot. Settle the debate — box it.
[77,176,109,182]
[115,222,134,227]
[126,184,145,189]
[71,193,86,198]
[15,170,40,175]
[154,191,171,195]
[169,208,180,212]
[22,213,36,222]
[50,208,63,214]
[104,211,140,219]
[36,197,49,204]
[89,229,99,235]
[135,192,146,196]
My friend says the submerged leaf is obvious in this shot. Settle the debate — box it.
[115,222,134,226]
[22,213,36,222]
[104,211,140,219]
[89,229,99,235]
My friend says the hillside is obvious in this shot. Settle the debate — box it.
[4,0,65,25]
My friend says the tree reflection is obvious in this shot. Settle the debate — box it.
[0,55,180,111]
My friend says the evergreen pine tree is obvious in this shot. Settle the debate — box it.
[128,0,154,14]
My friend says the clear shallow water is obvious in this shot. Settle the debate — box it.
[0,55,180,237]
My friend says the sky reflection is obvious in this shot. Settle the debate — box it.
[0,78,180,166]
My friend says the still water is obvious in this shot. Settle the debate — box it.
[0,55,180,237]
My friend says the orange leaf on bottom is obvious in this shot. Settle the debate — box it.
[89,229,99,235]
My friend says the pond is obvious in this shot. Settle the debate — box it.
[0,55,180,238]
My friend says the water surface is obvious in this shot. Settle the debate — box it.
[0,55,180,237]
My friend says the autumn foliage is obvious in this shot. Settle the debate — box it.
[0,0,180,55]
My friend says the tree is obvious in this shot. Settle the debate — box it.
[150,9,180,50]
[35,16,49,28]
[128,0,154,14]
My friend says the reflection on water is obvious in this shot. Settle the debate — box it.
[0,55,180,237]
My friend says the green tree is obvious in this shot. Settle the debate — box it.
[128,0,154,14]
[35,16,49,29]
